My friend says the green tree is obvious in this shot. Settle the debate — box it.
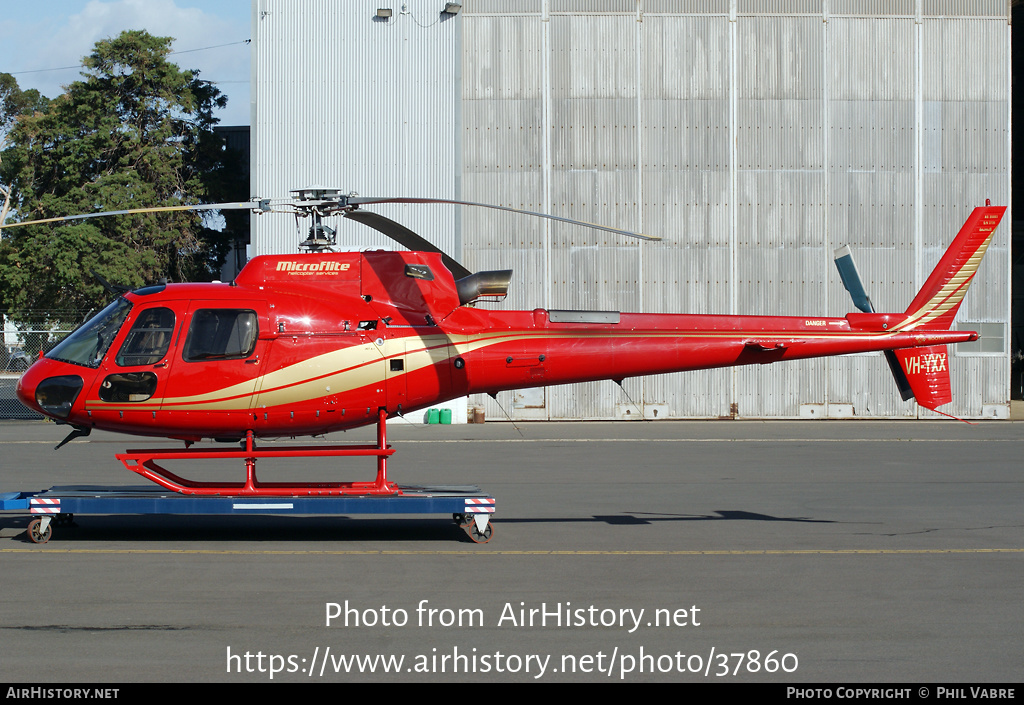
[0,73,47,138]
[0,30,245,322]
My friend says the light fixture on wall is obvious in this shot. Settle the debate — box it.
[376,8,393,18]
[443,3,461,14]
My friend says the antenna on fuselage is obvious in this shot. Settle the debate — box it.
[487,392,524,437]
[613,379,648,422]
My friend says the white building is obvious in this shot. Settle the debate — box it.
[250,0,1012,419]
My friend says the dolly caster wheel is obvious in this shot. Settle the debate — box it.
[26,518,52,544]
[466,522,493,544]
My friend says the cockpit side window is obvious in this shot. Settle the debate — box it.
[46,297,133,369]
[183,309,258,361]
[115,308,175,366]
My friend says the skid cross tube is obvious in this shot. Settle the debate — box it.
[116,408,399,496]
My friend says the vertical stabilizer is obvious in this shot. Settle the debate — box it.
[899,206,1005,332]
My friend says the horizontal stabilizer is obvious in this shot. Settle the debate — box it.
[744,341,788,352]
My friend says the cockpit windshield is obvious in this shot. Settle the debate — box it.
[46,298,133,368]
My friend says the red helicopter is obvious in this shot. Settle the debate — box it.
[7,190,1006,499]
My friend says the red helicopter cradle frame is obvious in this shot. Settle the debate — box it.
[7,193,1007,507]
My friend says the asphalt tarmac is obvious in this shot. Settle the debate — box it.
[0,418,1020,683]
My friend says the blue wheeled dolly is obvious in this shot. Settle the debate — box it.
[0,485,496,544]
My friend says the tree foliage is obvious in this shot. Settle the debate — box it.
[0,30,245,322]
[0,73,47,138]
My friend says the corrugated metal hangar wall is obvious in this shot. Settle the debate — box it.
[251,0,1011,420]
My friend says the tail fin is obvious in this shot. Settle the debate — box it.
[836,204,1006,414]
[899,205,1006,332]
[891,205,1004,414]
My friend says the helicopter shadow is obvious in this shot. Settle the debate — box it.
[510,510,838,526]
[0,509,842,546]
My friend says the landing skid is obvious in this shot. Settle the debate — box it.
[0,409,499,543]
[116,409,399,497]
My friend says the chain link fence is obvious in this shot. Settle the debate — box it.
[1,317,81,419]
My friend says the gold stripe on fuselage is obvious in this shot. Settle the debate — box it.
[88,327,900,412]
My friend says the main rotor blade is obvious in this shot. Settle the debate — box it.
[343,209,472,279]
[91,269,129,296]
[346,197,660,242]
[0,201,267,230]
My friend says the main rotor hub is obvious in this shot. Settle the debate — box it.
[291,188,352,251]
[292,187,345,202]
[289,187,359,217]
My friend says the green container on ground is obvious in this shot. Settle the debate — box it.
[439,408,452,424]
[427,408,440,424]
